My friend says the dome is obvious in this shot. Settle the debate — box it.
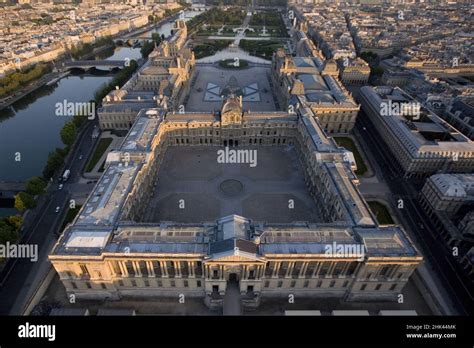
[221,96,242,115]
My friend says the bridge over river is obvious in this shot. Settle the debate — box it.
[62,60,127,70]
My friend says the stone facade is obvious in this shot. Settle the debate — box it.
[50,98,422,310]
[98,20,194,130]
[272,50,360,134]
[360,86,474,177]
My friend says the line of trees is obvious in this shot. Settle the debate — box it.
[140,33,164,58]
[93,59,138,104]
[1,175,47,252]
[70,37,115,60]
[0,215,22,258]
[0,63,52,97]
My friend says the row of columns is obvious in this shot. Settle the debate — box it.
[111,260,200,278]
[270,261,362,279]
[109,260,366,280]
[204,264,266,281]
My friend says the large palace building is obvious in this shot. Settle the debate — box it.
[49,96,421,310]
[50,18,422,311]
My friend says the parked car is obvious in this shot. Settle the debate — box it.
[55,206,60,213]
[58,184,63,190]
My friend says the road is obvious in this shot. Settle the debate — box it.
[0,120,98,315]
[355,111,473,315]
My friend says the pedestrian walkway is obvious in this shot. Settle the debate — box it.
[223,280,242,315]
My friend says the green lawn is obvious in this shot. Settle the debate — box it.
[238,40,284,60]
[85,137,113,172]
[368,201,394,225]
[333,137,368,176]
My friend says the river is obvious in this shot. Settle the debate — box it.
[135,10,202,39]
[0,10,202,215]
[0,46,141,183]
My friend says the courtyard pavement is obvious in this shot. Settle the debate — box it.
[186,64,276,112]
[141,146,322,224]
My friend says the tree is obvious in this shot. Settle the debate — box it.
[6,215,23,231]
[14,192,36,212]
[151,33,162,45]
[60,121,77,147]
[140,41,155,58]
[72,112,88,128]
[43,148,66,179]
[0,220,18,246]
[26,176,46,195]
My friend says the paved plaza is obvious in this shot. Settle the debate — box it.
[141,145,323,223]
[185,64,278,112]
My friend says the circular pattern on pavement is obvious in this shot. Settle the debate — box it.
[219,179,244,196]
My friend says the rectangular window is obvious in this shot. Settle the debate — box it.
[100,283,106,289]
[304,280,309,288]
[375,284,382,291]
[379,266,390,277]
[264,263,274,276]
[139,261,148,277]
[343,281,349,288]
[79,264,89,276]
[360,284,366,291]
[264,281,270,288]
[131,279,137,287]
[318,262,330,276]
[118,280,124,287]
[170,280,176,287]
[390,284,397,291]
[180,262,189,278]
[346,262,358,276]
[333,262,345,276]
[195,261,203,277]
[112,261,122,276]
[305,262,317,278]
[152,261,162,277]
[316,280,322,288]
[197,280,201,288]
[157,280,163,287]
[292,262,303,278]
[144,280,150,287]
[277,281,283,288]
[71,281,77,289]
[126,262,135,276]
[290,280,296,287]
[329,280,335,288]
[278,262,289,278]
[86,282,92,289]
[184,280,189,288]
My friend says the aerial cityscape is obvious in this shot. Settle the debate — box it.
[0,0,472,345]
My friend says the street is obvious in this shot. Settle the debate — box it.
[355,112,473,315]
[0,120,99,314]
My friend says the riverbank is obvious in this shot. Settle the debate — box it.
[0,70,60,111]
